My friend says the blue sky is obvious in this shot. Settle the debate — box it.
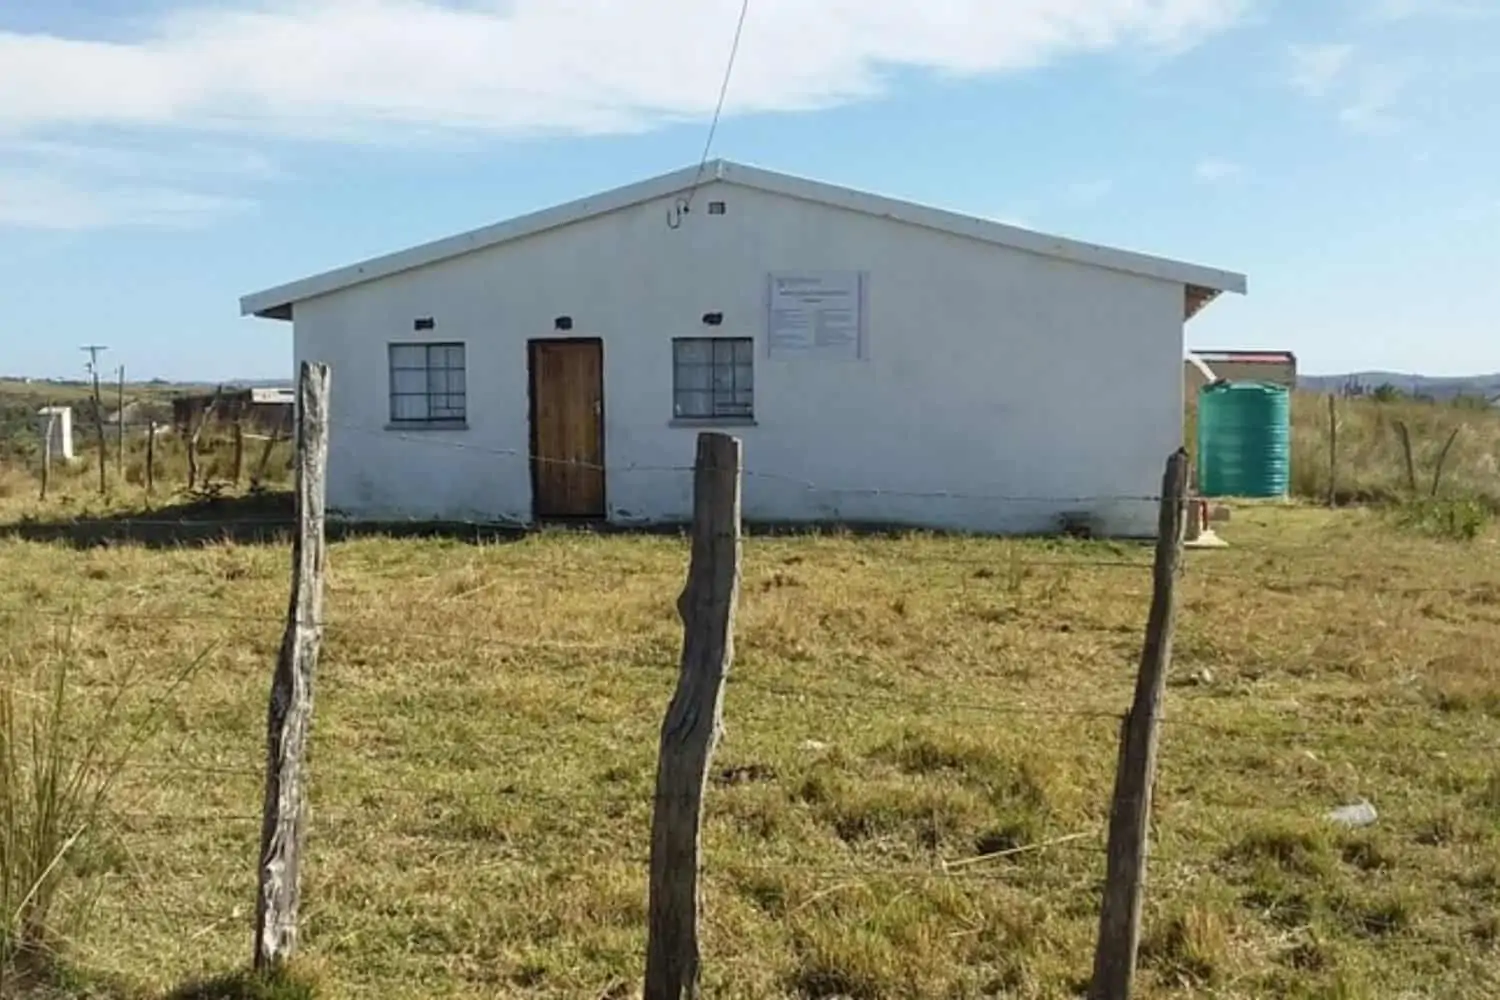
[1,0,1497,382]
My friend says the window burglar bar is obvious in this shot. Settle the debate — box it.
[390,342,467,424]
[673,337,753,420]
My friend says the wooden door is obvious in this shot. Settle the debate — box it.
[528,339,605,519]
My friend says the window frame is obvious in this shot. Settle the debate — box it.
[388,341,468,428]
[671,336,755,422]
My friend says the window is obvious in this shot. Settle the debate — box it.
[389,342,466,425]
[672,337,753,420]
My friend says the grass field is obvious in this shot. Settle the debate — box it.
[2,487,1499,998]
[1183,390,1500,507]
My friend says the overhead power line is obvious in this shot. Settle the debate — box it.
[671,0,751,226]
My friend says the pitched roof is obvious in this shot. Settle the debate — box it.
[240,159,1247,321]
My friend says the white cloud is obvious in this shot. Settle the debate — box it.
[1338,65,1411,134]
[1338,99,1396,134]
[0,138,280,181]
[1285,41,1414,136]
[0,0,1249,229]
[0,170,253,230]
[1287,42,1353,96]
[1368,0,1499,21]
[0,0,1248,140]
[1193,157,1243,182]
[0,137,273,230]
[1065,179,1115,205]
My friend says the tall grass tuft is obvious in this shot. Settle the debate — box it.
[1291,391,1500,505]
[0,641,209,991]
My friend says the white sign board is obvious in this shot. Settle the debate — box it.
[766,271,867,361]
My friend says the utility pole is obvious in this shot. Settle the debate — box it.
[82,345,109,494]
[81,344,108,372]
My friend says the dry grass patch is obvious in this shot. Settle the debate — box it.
[0,496,1496,996]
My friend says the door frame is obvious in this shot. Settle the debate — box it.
[526,336,606,522]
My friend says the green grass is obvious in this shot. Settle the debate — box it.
[0,380,290,509]
[0,430,292,517]
[0,497,1497,997]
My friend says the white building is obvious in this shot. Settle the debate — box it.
[240,160,1245,536]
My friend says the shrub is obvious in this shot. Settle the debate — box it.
[1389,497,1493,541]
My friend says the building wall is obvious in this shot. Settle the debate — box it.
[292,180,1188,536]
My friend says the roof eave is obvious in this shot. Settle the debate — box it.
[247,302,293,321]
[1183,276,1250,322]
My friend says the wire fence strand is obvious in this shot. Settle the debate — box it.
[6,421,1500,984]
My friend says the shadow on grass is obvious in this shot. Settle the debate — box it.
[0,951,316,1000]
[161,969,316,1000]
[1,489,1142,551]
[0,491,526,550]
[0,955,130,999]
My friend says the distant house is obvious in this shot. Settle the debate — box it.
[1185,349,1296,396]
[172,386,294,434]
[239,159,1246,536]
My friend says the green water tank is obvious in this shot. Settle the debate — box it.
[1196,381,1291,498]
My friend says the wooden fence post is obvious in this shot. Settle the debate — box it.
[643,432,743,1000]
[187,385,222,491]
[1395,421,1417,494]
[145,421,156,500]
[254,362,331,973]
[1430,427,1460,498]
[116,365,126,480]
[39,405,56,502]
[1326,394,1338,508]
[233,420,245,486]
[91,368,107,495]
[254,410,290,487]
[1089,449,1189,1000]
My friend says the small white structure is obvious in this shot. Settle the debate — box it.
[250,386,296,406]
[240,160,1246,536]
[35,406,74,462]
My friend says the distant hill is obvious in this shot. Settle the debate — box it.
[1299,372,1500,401]
[2,376,287,393]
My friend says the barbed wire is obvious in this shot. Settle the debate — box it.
[2,514,1496,603]
[8,601,1497,755]
[336,419,1173,504]
[90,812,1262,884]
[17,407,1495,513]
[13,411,1498,974]
[0,605,672,654]
[12,414,1167,506]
